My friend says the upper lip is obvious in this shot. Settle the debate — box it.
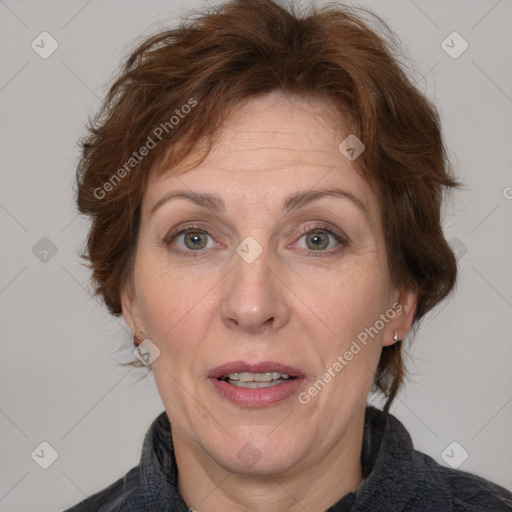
[208,361,304,379]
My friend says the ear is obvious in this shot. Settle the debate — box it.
[121,279,143,335]
[382,287,417,347]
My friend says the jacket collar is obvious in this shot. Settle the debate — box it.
[139,411,187,511]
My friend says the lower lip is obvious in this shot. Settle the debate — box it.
[209,377,305,407]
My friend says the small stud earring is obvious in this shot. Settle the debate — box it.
[393,330,402,343]
[133,329,144,347]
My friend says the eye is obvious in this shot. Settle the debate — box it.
[294,224,347,253]
[164,223,346,257]
[166,227,217,253]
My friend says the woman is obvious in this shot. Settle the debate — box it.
[64,0,512,510]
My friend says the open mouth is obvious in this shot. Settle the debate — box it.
[209,361,304,406]
[218,372,298,389]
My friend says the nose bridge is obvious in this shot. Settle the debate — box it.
[219,238,289,333]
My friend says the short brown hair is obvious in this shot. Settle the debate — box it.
[76,0,459,409]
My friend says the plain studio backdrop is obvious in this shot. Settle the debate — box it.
[0,1,511,511]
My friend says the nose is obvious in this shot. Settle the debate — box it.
[219,246,291,335]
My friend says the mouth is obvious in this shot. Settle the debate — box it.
[219,371,297,388]
[208,361,305,407]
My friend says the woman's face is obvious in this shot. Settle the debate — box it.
[122,92,415,477]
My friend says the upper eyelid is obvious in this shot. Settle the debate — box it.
[167,222,340,237]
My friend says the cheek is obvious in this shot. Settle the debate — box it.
[299,256,390,335]
[133,259,216,412]
[298,258,390,386]
[133,249,211,335]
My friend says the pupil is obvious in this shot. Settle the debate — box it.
[307,232,328,250]
[185,232,207,250]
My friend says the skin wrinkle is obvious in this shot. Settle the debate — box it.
[121,91,416,512]
[150,188,372,225]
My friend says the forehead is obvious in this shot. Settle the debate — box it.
[145,91,375,216]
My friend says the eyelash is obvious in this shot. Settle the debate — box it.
[164,223,348,258]
[295,223,348,257]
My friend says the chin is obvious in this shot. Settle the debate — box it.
[208,433,306,476]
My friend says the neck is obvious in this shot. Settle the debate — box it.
[174,411,365,512]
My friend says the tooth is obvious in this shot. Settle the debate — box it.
[231,380,283,389]
[254,373,273,382]
[224,372,292,383]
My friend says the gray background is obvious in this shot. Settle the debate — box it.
[0,0,511,510]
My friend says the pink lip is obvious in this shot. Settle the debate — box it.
[207,360,305,408]
[207,361,304,379]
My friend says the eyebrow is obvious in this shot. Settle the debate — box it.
[150,191,225,215]
[150,187,370,220]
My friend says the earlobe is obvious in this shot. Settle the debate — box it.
[383,288,417,347]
